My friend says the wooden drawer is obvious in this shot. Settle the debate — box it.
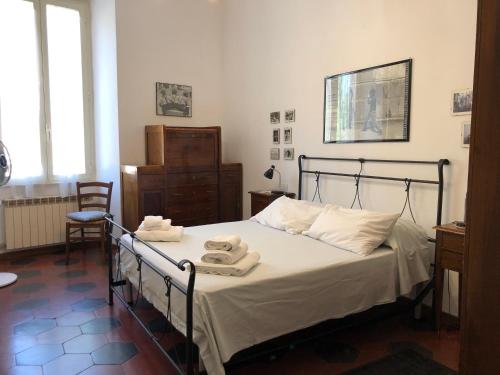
[166,172,217,187]
[138,174,164,190]
[167,201,218,222]
[251,195,270,216]
[439,231,464,254]
[166,186,218,203]
[440,249,464,272]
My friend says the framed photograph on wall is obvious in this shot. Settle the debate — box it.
[270,148,280,160]
[283,148,294,160]
[272,128,280,144]
[156,82,192,117]
[270,111,280,124]
[285,109,295,123]
[323,59,412,143]
[284,127,292,144]
[462,121,471,147]
[452,89,473,115]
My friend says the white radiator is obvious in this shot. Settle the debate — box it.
[4,196,78,251]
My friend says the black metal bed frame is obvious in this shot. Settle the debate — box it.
[105,219,198,375]
[105,155,450,375]
[298,154,450,309]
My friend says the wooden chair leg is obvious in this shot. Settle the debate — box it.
[65,222,71,265]
[100,224,106,263]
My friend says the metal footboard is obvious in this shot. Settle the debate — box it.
[105,216,197,375]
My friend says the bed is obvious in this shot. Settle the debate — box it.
[106,155,450,375]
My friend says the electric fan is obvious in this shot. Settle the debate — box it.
[0,141,16,288]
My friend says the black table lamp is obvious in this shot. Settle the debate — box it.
[264,165,284,194]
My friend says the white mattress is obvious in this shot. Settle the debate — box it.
[119,220,432,375]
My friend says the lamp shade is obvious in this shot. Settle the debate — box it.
[264,165,275,179]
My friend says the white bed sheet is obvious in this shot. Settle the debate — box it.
[119,220,432,375]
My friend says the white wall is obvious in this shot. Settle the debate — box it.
[115,0,224,166]
[91,0,121,222]
[221,0,477,315]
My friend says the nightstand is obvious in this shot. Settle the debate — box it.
[248,191,296,216]
[434,223,465,331]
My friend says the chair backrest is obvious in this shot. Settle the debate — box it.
[76,181,113,213]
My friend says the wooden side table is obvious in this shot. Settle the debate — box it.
[248,191,296,216]
[434,223,465,331]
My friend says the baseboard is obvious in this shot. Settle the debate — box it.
[0,241,102,260]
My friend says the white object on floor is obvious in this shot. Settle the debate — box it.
[201,242,248,264]
[135,226,183,242]
[0,272,17,287]
[204,234,241,251]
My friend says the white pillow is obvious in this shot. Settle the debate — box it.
[384,218,429,258]
[303,206,399,255]
[384,218,432,295]
[250,196,326,234]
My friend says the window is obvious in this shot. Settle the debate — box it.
[0,0,94,183]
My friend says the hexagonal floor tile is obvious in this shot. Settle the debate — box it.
[54,258,80,266]
[65,282,96,293]
[71,298,107,312]
[16,270,42,279]
[6,335,37,354]
[79,365,124,375]
[14,319,56,336]
[58,270,88,279]
[81,317,120,334]
[43,354,93,375]
[57,311,95,326]
[64,334,107,354]
[13,299,49,311]
[36,326,81,344]
[7,365,43,375]
[15,344,63,365]
[91,342,138,365]
[13,283,47,294]
[10,258,37,266]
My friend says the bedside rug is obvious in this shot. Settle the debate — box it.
[342,349,456,375]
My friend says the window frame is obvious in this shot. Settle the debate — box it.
[7,0,95,183]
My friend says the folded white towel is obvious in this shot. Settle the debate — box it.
[135,226,183,242]
[204,235,241,251]
[138,219,172,231]
[201,242,248,265]
[143,216,164,230]
[193,251,260,277]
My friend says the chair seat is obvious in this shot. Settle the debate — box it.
[66,210,107,222]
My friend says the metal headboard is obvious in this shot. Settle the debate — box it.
[298,155,450,226]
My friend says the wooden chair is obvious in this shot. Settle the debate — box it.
[65,181,113,264]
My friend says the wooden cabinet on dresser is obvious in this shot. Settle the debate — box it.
[121,126,242,231]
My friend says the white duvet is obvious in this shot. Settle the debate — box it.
[119,220,432,375]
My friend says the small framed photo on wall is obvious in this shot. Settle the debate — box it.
[285,109,295,123]
[270,111,280,124]
[272,128,280,144]
[452,89,473,115]
[284,127,292,144]
[156,82,192,117]
[462,121,471,147]
[283,148,294,160]
[270,148,280,160]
